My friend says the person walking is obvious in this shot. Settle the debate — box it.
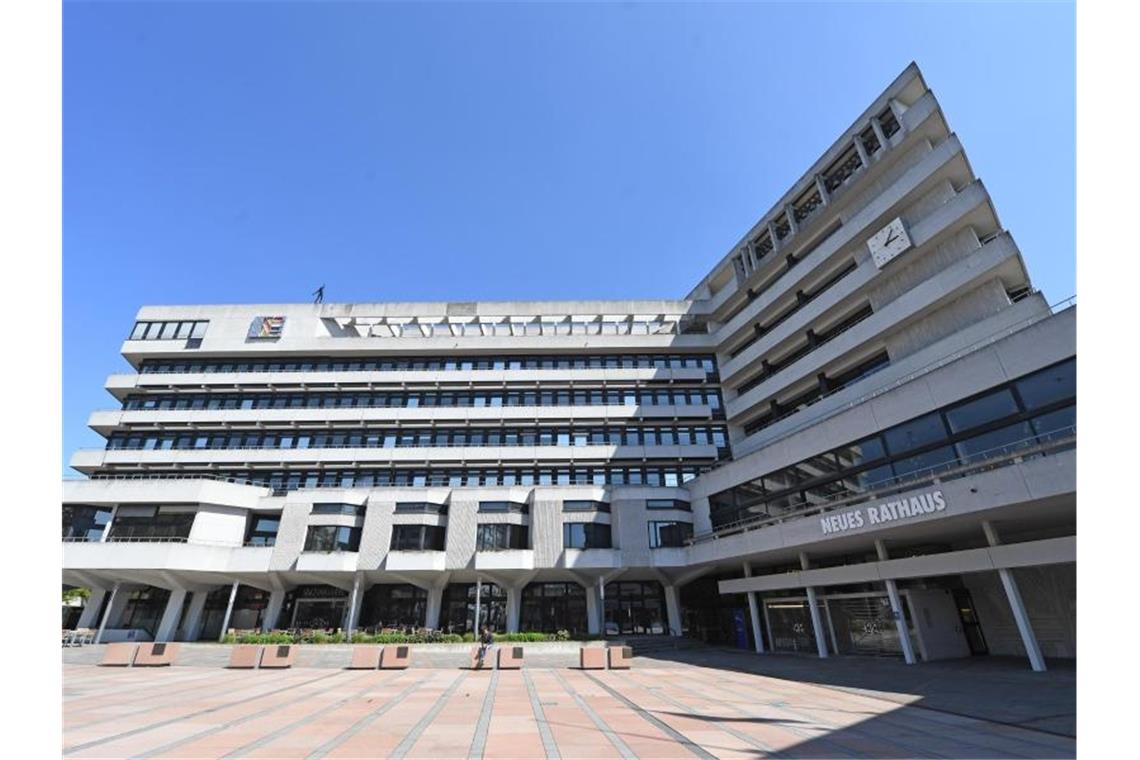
[476,626,495,669]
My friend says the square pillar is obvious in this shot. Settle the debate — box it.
[801,553,828,658]
[584,582,600,636]
[94,582,123,644]
[983,522,1047,672]
[180,591,209,642]
[217,581,240,643]
[663,585,682,637]
[875,540,917,665]
[155,589,188,643]
[262,589,286,633]
[425,585,445,630]
[345,573,364,639]
[506,585,522,633]
[76,588,107,629]
[742,563,764,653]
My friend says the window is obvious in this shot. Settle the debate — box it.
[129,320,208,341]
[477,501,529,514]
[562,500,611,513]
[476,523,528,551]
[648,521,693,548]
[646,499,691,511]
[244,513,280,546]
[62,505,112,541]
[394,502,448,515]
[945,389,1020,434]
[563,522,612,549]
[107,507,195,542]
[1015,359,1076,410]
[303,525,361,552]
[311,503,366,516]
[390,525,446,551]
[883,412,948,455]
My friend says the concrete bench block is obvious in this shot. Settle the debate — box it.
[579,647,607,669]
[607,646,633,669]
[260,644,296,668]
[347,646,382,670]
[497,646,524,670]
[134,642,180,667]
[228,645,262,669]
[380,645,411,669]
[100,642,138,667]
[470,647,490,670]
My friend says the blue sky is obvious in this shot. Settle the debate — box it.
[63,1,1075,472]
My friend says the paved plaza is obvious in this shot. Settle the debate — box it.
[63,656,1075,759]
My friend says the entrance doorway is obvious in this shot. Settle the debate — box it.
[604,581,666,635]
[952,588,989,655]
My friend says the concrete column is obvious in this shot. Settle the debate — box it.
[597,577,608,636]
[180,591,209,642]
[853,134,870,167]
[345,573,363,640]
[425,585,444,630]
[262,589,286,633]
[814,174,830,205]
[474,577,482,633]
[584,582,600,635]
[506,585,522,633]
[155,589,188,643]
[800,553,828,658]
[784,204,799,236]
[94,582,121,644]
[77,588,107,629]
[742,563,765,653]
[767,220,782,252]
[663,585,682,637]
[870,117,889,151]
[983,522,1047,671]
[875,540,917,665]
[217,581,240,643]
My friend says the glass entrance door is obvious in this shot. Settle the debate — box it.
[827,595,904,656]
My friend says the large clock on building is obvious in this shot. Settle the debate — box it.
[867,217,912,268]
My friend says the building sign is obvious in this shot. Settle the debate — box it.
[820,489,946,535]
[248,316,285,339]
[867,217,913,268]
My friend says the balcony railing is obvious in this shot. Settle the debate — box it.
[692,425,1075,544]
[726,296,1075,454]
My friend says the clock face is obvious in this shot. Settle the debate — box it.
[867,217,912,268]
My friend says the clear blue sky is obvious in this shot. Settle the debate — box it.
[63,1,1075,472]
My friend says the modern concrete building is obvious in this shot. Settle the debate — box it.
[63,63,1075,671]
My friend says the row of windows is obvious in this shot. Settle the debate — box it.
[93,464,709,490]
[121,387,725,411]
[105,425,730,452]
[138,354,718,375]
[711,358,1077,529]
[735,302,876,396]
[304,525,361,552]
[390,524,446,552]
[478,501,529,514]
[741,350,892,437]
[727,259,859,359]
[476,523,529,551]
[310,503,366,516]
[130,320,208,341]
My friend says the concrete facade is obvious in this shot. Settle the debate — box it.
[63,63,1075,670]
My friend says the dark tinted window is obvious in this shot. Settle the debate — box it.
[883,412,947,455]
[303,525,361,552]
[563,523,612,549]
[945,389,1020,433]
[1015,360,1076,409]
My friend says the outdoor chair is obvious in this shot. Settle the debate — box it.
[260,644,296,668]
[380,645,411,669]
[100,643,138,667]
[607,645,633,669]
[579,646,607,669]
[134,642,179,667]
[347,646,382,669]
[227,645,262,669]
[497,646,524,670]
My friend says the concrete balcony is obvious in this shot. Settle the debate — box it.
[384,551,447,572]
[295,551,360,572]
[649,547,690,567]
[557,548,621,570]
[63,539,250,573]
[228,546,275,573]
[475,549,535,571]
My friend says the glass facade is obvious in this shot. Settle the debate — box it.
[520,583,588,635]
[604,581,667,635]
[440,583,507,633]
[303,526,362,552]
[62,505,111,541]
[360,584,428,630]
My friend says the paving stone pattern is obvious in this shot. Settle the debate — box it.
[63,661,1075,759]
